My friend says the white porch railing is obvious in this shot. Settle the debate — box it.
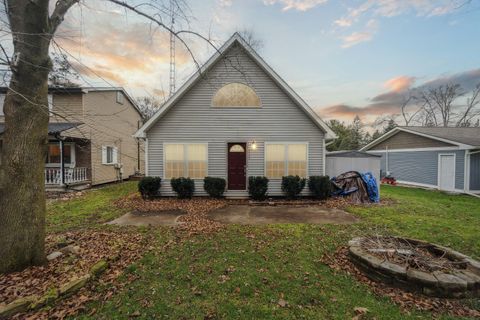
[45,167,88,185]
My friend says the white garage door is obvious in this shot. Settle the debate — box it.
[438,154,455,191]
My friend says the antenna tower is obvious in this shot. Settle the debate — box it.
[169,0,176,96]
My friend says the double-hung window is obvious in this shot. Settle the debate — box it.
[102,146,118,165]
[165,143,207,179]
[265,143,307,178]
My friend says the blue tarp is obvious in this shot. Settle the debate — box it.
[360,172,380,203]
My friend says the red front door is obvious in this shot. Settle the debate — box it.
[228,143,247,190]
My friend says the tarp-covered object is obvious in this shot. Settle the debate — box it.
[331,171,380,203]
[361,172,380,203]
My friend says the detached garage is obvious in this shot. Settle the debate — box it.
[360,127,480,194]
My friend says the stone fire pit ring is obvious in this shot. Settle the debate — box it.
[348,237,480,298]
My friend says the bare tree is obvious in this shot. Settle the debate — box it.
[417,83,463,127]
[0,0,216,273]
[136,96,163,120]
[416,83,480,127]
[238,29,264,51]
[456,84,480,127]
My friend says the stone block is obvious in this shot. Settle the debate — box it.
[90,260,108,277]
[0,296,36,318]
[46,251,63,261]
[433,272,468,291]
[30,288,58,310]
[379,261,407,278]
[406,269,438,287]
[59,274,91,297]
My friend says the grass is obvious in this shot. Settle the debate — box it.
[48,183,480,319]
[47,182,135,233]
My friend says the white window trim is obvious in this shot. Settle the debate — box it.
[264,142,309,179]
[102,145,119,165]
[211,82,262,109]
[116,91,124,105]
[0,94,5,116]
[163,142,208,179]
[437,153,456,192]
[45,142,76,168]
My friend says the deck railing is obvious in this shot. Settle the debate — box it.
[44,167,88,185]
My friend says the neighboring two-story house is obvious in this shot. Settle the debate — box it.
[0,87,144,190]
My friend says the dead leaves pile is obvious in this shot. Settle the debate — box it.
[0,230,151,319]
[115,193,229,235]
[322,246,480,318]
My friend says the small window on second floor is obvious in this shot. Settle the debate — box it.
[116,91,124,105]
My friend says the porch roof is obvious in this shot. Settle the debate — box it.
[0,122,80,136]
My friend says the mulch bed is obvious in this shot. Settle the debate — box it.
[322,246,480,318]
[0,230,151,319]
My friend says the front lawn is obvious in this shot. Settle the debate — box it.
[44,183,480,319]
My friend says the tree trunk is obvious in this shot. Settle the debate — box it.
[0,0,52,273]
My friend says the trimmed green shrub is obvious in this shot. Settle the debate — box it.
[204,177,226,198]
[281,175,306,199]
[248,176,269,201]
[170,177,195,199]
[138,177,161,200]
[308,176,331,200]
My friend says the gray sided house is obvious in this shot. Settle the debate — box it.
[135,33,336,198]
[360,127,480,194]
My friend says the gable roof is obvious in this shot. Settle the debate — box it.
[360,126,480,151]
[134,33,336,140]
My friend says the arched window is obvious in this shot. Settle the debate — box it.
[212,83,261,108]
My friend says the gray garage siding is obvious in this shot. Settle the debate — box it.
[470,152,480,191]
[146,43,325,197]
[370,150,465,190]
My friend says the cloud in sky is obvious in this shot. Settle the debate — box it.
[341,19,377,48]
[316,68,480,122]
[335,0,462,28]
[56,7,194,96]
[263,0,328,11]
[384,76,416,92]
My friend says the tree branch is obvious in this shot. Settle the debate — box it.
[49,0,80,35]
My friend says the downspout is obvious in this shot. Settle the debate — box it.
[385,145,389,176]
[464,149,480,198]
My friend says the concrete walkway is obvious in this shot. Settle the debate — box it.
[207,205,359,225]
[106,210,185,227]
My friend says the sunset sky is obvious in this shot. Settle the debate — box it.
[57,0,480,126]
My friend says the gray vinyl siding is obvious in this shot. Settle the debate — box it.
[470,152,480,191]
[371,149,465,190]
[146,43,325,197]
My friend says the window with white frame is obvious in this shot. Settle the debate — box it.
[45,142,75,166]
[265,143,307,178]
[165,143,207,179]
[102,146,118,165]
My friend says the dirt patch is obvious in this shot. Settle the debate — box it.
[207,205,360,225]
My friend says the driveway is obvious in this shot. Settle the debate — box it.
[106,210,185,227]
[207,205,359,225]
